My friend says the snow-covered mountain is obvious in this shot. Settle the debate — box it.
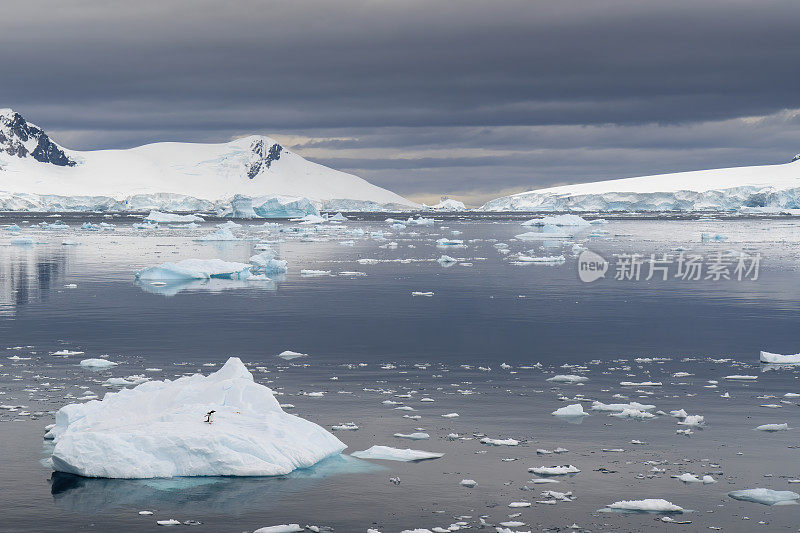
[0,109,417,213]
[482,158,800,212]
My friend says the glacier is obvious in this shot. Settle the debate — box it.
[0,109,417,214]
[46,357,346,478]
[482,158,800,212]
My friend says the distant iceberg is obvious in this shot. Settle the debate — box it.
[427,198,467,211]
[47,357,346,478]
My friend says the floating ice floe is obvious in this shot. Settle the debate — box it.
[460,479,477,488]
[619,381,662,387]
[10,236,34,245]
[529,465,580,476]
[144,211,204,223]
[394,432,430,440]
[47,357,346,477]
[135,259,251,281]
[755,423,788,432]
[723,375,758,380]
[277,350,308,360]
[610,408,655,420]
[480,437,519,446]
[412,291,434,297]
[521,214,591,227]
[79,358,118,369]
[547,374,588,384]
[253,525,304,533]
[513,254,565,264]
[437,255,458,265]
[591,401,655,412]
[728,488,799,506]
[760,351,800,364]
[552,404,589,417]
[331,422,359,431]
[52,350,84,356]
[351,446,444,462]
[603,499,685,513]
[436,238,463,246]
[677,415,705,427]
[674,473,716,484]
[300,269,331,276]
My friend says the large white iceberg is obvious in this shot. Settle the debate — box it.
[47,357,346,478]
[135,259,252,281]
[760,350,800,364]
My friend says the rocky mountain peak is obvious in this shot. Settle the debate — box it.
[0,109,76,167]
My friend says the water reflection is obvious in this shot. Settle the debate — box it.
[0,246,69,316]
[49,454,383,514]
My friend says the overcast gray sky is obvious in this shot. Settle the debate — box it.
[3,0,800,204]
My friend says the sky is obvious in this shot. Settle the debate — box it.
[2,0,800,205]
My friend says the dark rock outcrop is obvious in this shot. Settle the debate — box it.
[246,138,282,178]
[0,110,76,166]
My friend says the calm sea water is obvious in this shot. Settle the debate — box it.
[1,213,799,532]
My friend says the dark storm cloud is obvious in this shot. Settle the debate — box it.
[2,0,799,202]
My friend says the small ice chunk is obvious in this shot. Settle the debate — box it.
[604,499,685,513]
[394,432,430,440]
[480,437,519,446]
[611,408,655,420]
[755,423,788,432]
[460,479,477,487]
[677,415,705,427]
[552,404,589,417]
[331,422,359,431]
[529,465,580,476]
